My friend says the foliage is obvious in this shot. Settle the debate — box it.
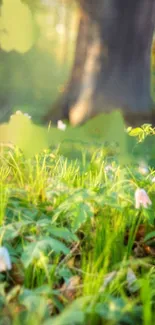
[0,119,155,324]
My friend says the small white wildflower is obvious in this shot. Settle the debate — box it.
[24,113,31,119]
[57,120,66,131]
[15,110,22,116]
[139,167,149,175]
[138,161,149,175]
[0,247,12,272]
[104,165,114,173]
[135,188,152,209]
[152,176,155,183]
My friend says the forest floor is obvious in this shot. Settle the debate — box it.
[1,116,155,325]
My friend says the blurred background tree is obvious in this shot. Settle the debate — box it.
[45,0,155,126]
[0,0,155,126]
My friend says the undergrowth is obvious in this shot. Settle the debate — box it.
[0,124,155,324]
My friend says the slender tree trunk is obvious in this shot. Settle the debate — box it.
[45,0,155,126]
[44,12,92,123]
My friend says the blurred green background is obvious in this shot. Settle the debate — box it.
[0,0,78,123]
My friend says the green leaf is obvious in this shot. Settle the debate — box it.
[36,219,78,242]
[143,209,155,225]
[0,224,19,241]
[95,298,126,321]
[0,221,32,241]
[144,231,155,242]
[47,227,78,242]
[71,202,93,232]
[19,291,47,316]
[58,267,73,282]
[44,297,88,325]
[21,237,69,268]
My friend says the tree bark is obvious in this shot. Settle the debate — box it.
[45,0,155,126]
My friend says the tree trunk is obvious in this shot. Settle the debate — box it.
[45,0,155,126]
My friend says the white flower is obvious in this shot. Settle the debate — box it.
[15,110,22,115]
[135,188,152,209]
[152,177,155,183]
[0,247,12,272]
[24,113,31,119]
[138,161,149,175]
[10,111,31,120]
[57,120,66,131]
[104,165,114,173]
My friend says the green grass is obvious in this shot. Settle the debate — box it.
[1,123,155,324]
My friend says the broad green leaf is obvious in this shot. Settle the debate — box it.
[19,292,47,317]
[36,219,78,242]
[143,209,155,225]
[71,202,93,232]
[144,231,155,242]
[58,267,73,282]
[0,221,32,241]
[95,298,126,321]
[0,224,19,240]
[47,227,78,242]
[33,285,57,296]
[45,297,88,325]
[21,237,69,268]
